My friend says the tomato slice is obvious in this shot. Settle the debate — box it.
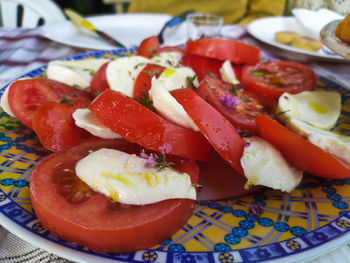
[90,61,110,98]
[133,63,165,100]
[137,35,160,58]
[89,89,211,161]
[32,102,90,151]
[182,54,222,81]
[8,78,91,128]
[256,114,350,179]
[241,61,316,99]
[30,138,198,252]
[196,74,269,134]
[171,88,245,175]
[185,39,260,65]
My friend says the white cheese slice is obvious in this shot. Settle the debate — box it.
[47,59,110,89]
[106,56,149,97]
[150,77,199,131]
[75,148,196,205]
[150,51,183,67]
[277,90,341,130]
[220,60,239,85]
[287,118,350,164]
[240,136,303,192]
[156,67,198,92]
[72,109,121,139]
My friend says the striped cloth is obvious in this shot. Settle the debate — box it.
[0,27,84,88]
[0,27,84,263]
[0,26,350,263]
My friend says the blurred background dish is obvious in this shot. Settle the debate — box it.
[247,16,347,63]
[320,18,350,60]
[40,13,188,49]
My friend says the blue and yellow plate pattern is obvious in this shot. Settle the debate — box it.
[0,49,350,263]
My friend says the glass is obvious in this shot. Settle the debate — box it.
[186,13,223,40]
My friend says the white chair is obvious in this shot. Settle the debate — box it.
[0,0,66,28]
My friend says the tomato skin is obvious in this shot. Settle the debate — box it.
[256,114,350,179]
[196,75,267,134]
[171,88,245,175]
[182,54,222,81]
[89,89,211,161]
[137,35,160,58]
[241,61,316,99]
[133,63,165,100]
[185,39,260,65]
[8,78,91,129]
[32,102,89,151]
[90,62,109,97]
[30,138,198,252]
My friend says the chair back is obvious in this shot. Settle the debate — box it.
[0,0,66,28]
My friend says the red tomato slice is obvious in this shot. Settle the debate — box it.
[133,63,165,100]
[32,102,89,152]
[182,54,222,81]
[196,74,269,134]
[89,89,211,161]
[256,114,350,179]
[185,39,260,65]
[30,138,198,252]
[241,61,316,99]
[171,88,245,175]
[137,35,160,58]
[8,78,91,129]
[90,61,109,98]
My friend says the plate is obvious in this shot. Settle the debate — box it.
[247,16,347,63]
[40,14,188,50]
[1,49,350,263]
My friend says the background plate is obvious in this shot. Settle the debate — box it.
[40,14,187,50]
[247,16,347,63]
[1,49,350,263]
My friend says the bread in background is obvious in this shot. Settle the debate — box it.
[335,13,350,44]
[275,30,322,52]
[275,31,300,45]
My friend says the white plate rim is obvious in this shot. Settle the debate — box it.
[40,13,173,50]
[247,16,346,63]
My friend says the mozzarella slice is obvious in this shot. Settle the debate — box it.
[156,67,198,91]
[72,109,121,139]
[106,56,150,97]
[287,118,350,163]
[150,51,183,67]
[277,90,341,130]
[240,137,303,192]
[150,78,199,131]
[220,60,239,85]
[47,59,110,89]
[75,148,196,205]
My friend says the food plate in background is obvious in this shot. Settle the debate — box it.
[40,14,188,50]
[1,49,350,263]
[247,16,347,63]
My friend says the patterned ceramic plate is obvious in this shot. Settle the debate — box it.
[1,49,350,263]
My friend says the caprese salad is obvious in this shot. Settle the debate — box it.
[1,36,350,253]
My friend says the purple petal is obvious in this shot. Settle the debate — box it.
[140,149,148,159]
[220,92,240,109]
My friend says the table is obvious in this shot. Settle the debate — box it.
[0,26,350,263]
